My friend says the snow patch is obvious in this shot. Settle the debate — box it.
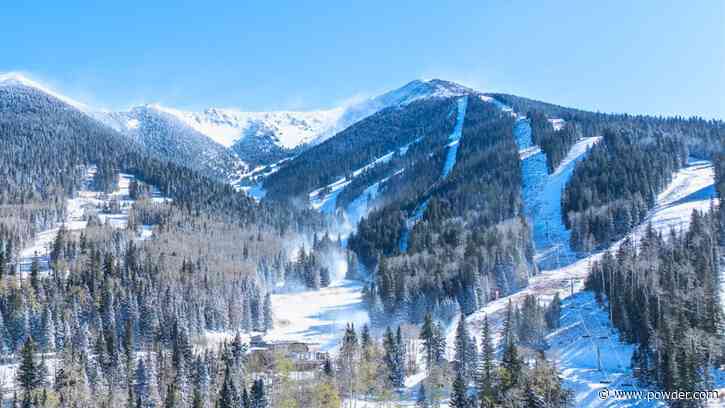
[268,280,369,352]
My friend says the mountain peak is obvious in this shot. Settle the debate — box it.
[0,72,90,111]
[424,78,476,96]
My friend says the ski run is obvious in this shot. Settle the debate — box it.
[444,156,719,407]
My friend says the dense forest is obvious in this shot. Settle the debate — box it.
[0,84,323,266]
[262,98,456,202]
[352,96,536,324]
[586,209,722,401]
[1,75,722,407]
[527,110,579,172]
[0,82,338,407]
[563,128,686,251]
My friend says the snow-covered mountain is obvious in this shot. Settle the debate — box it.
[167,106,344,150]
[0,73,246,182]
[106,105,248,182]
[0,73,481,180]
[335,78,475,131]
[132,79,478,167]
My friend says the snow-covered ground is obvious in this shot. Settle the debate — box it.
[18,168,168,275]
[444,157,718,406]
[268,280,369,352]
[513,116,601,270]
[549,292,660,407]
[441,96,468,178]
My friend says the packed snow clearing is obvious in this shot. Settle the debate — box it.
[268,280,370,352]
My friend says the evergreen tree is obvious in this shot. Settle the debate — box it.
[30,255,40,293]
[454,314,474,383]
[477,314,496,405]
[383,327,404,388]
[500,339,522,390]
[449,371,470,408]
[0,246,5,280]
[420,313,436,369]
[241,387,250,408]
[320,267,331,287]
[544,292,561,330]
[432,323,446,365]
[250,378,267,408]
[134,358,150,407]
[217,364,238,408]
[164,383,178,408]
[263,293,273,332]
[16,338,39,397]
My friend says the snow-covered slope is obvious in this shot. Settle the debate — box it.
[0,72,123,130]
[444,157,718,405]
[0,72,88,111]
[159,79,477,167]
[0,73,246,182]
[107,105,248,182]
[161,105,344,149]
[335,79,474,135]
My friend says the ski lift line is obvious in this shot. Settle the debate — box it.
[574,299,645,397]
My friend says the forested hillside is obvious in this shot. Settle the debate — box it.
[0,79,336,407]
[563,128,686,251]
[352,96,536,324]
[0,84,321,254]
[109,106,247,183]
[262,98,455,202]
[585,209,722,397]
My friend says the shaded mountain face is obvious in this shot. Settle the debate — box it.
[106,106,247,183]
[0,74,481,181]
[125,79,478,169]
[0,74,247,184]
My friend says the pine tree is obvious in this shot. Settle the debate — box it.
[30,255,40,293]
[134,358,150,407]
[0,246,5,280]
[454,313,472,382]
[500,339,521,390]
[191,387,203,408]
[164,383,178,408]
[396,326,407,379]
[420,313,436,369]
[432,323,446,365]
[241,387,250,408]
[217,364,238,408]
[477,314,495,404]
[449,371,469,408]
[320,267,331,287]
[383,327,404,388]
[250,378,267,408]
[263,293,273,332]
[544,292,561,330]
[16,337,39,397]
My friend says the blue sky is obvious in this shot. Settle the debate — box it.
[2,1,723,118]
